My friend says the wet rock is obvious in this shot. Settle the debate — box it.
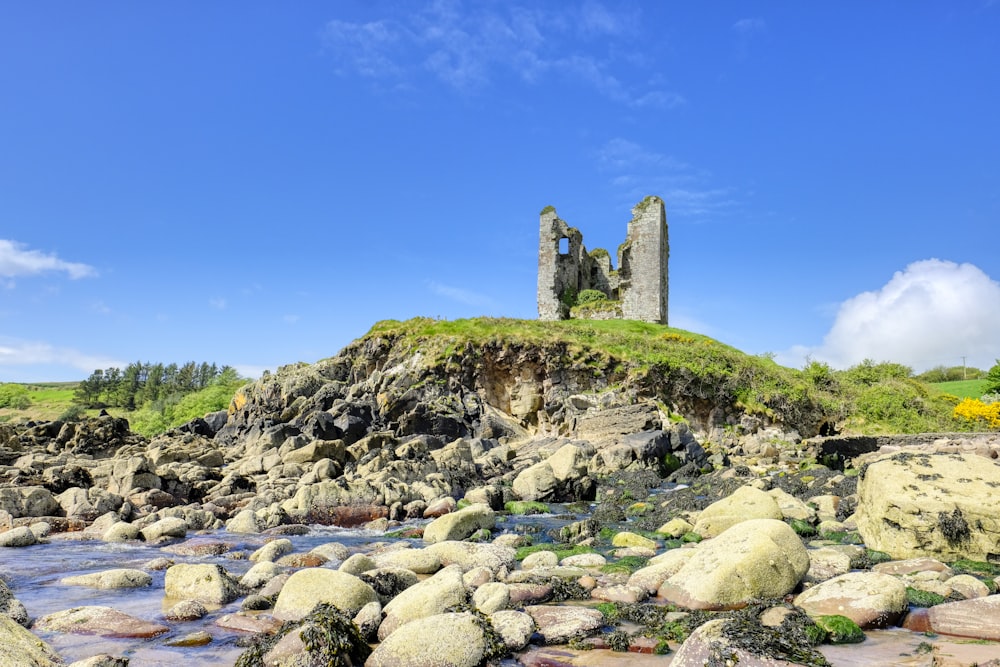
[359,567,419,605]
[164,563,241,605]
[368,612,490,667]
[102,521,140,543]
[670,617,820,667]
[0,578,28,626]
[36,605,169,638]
[139,516,187,542]
[524,605,603,644]
[61,568,152,589]
[272,568,378,621]
[249,538,293,562]
[214,612,283,634]
[67,655,130,667]
[610,531,657,550]
[918,594,1000,640]
[794,571,908,628]
[659,519,809,610]
[0,526,37,547]
[241,561,284,589]
[164,600,208,621]
[161,538,231,556]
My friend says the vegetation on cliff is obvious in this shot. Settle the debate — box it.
[349,318,984,436]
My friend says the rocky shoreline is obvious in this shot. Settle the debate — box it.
[2,333,1000,666]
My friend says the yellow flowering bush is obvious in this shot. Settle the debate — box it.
[953,398,1000,430]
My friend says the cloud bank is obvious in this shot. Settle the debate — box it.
[0,338,124,376]
[0,240,96,281]
[780,259,1000,371]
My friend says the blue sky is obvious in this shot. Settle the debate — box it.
[2,2,999,381]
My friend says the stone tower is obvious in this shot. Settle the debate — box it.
[537,196,668,324]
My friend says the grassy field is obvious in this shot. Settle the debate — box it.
[0,382,79,423]
[931,379,991,399]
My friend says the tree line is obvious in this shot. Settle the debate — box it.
[74,361,238,410]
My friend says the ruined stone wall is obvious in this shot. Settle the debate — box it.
[537,197,668,325]
[620,196,669,324]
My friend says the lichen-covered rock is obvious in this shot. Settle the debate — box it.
[367,612,491,667]
[241,561,284,589]
[422,503,495,544]
[628,549,695,595]
[524,605,603,644]
[794,571,908,628]
[856,452,1000,560]
[378,564,467,640]
[490,609,536,651]
[372,546,442,573]
[472,581,510,614]
[610,531,657,550]
[693,485,783,538]
[139,516,187,542]
[0,578,28,626]
[249,537,292,562]
[0,526,37,547]
[36,605,169,638]
[659,519,809,610]
[272,568,377,621]
[0,615,63,666]
[102,521,140,542]
[61,568,152,589]
[164,563,241,606]
[425,540,516,574]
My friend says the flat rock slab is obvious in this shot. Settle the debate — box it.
[161,538,232,556]
[921,594,1000,641]
[61,568,152,589]
[525,605,603,645]
[36,606,168,638]
[214,612,283,634]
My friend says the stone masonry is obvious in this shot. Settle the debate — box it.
[537,195,669,324]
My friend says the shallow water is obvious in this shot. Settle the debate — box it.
[0,511,586,665]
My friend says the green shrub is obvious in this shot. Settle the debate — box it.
[577,289,609,304]
[0,384,31,410]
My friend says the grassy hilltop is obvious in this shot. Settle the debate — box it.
[3,317,996,435]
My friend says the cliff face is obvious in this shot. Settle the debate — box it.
[220,319,829,452]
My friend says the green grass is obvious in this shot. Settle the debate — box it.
[353,317,973,436]
[0,382,79,422]
[932,379,991,399]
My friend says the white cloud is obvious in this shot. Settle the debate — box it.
[597,138,736,219]
[733,18,766,34]
[233,364,272,380]
[429,281,495,307]
[0,337,124,374]
[322,2,680,105]
[778,259,1000,372]
[0,239,96,281]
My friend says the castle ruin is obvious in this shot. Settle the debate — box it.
[537,195,669,324]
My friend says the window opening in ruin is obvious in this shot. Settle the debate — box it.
[558,237,569,255]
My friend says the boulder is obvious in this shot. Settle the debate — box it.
[164,564,241,606]
[0,578,28,625]
[628,549,696,595]
[610,531,657,550]
[241,561,284,589]
[61,569,152,589]
[918,594,1000,640]
[524,605,603,644]
[36,605,169,638]
[856,452,1000,560]
[272,568,378,621]
[102,521,140,542]
[367,612,489,667]
[378,564,467,640]
[670,617,819,667]
[0,526,36,548]
[659,519,809,610]
[693,485,783,538]
[472,581,510,614]
[794,571,908,628]
[0,615,62,666]
[249,538,293,563]
[139,516,187,542]
[425,540,516,574]
[422,503,495,544]
[490,609,536,651]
